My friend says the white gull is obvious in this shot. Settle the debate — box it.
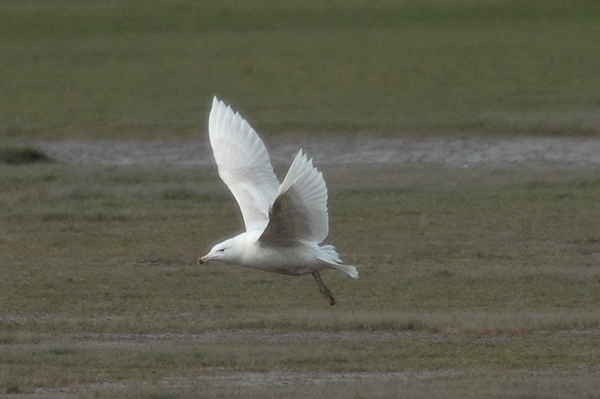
[198,97,358,305]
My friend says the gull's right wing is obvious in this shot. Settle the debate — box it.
[208,97,280,232]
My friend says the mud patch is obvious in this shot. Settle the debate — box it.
[27,136,600,168]
[190,370,456,387]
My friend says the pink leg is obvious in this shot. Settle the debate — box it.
[312,271,336,305]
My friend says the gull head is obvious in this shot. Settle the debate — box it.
[197,237,239,265]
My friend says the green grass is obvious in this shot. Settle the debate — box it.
[1,0,600,139]
[2,165,600,325]
[1,163,600,396]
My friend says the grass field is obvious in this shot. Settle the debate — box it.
[1,162,600,397]
[2,0,600,396]
[2,0,600,139]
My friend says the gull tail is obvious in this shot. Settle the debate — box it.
[318,245,359,280]
[332,264,359,280]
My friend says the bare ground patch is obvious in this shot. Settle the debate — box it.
[23,135,600,168]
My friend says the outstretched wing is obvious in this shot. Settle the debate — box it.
[259,150,329,245]
[208,96,280,232]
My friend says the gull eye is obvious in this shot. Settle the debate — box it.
[218,248,225,252]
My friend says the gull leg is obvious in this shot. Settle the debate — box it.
[312,271,336,305]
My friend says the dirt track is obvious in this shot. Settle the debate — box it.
[32,135,600,168]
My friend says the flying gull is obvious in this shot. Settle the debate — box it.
[198,97,358,305]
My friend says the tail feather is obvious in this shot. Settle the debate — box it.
[318,245,359,280]
[331,263,359,280]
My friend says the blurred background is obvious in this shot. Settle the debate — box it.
[1,0,599,140]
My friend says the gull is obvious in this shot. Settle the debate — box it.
[198,97,358,305]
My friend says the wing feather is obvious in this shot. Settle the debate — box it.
[260,150,329,245]
[208,97,280,232]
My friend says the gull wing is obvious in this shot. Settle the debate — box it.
[259,150,329,245]
[208,97,280,232]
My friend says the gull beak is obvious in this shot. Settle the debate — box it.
[197,254,210,265]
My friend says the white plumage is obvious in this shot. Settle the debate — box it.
[198,97,358,305]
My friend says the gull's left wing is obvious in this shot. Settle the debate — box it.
[259,150,329,245]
